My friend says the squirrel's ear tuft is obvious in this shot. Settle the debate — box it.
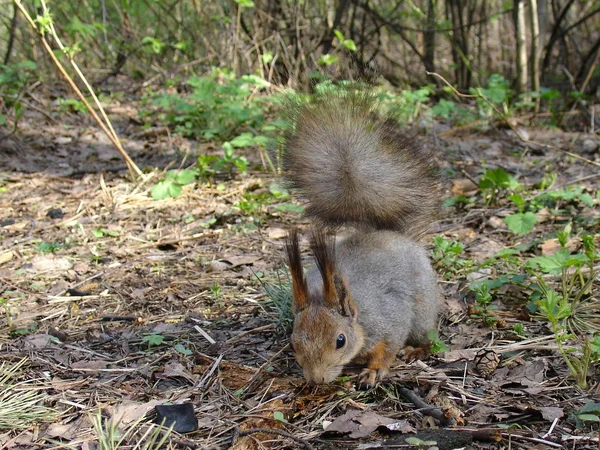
[310,230,340,310]
[286,229,308,312]
[334,274,358,318]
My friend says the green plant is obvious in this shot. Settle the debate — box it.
[469,284,498,327]
[386,86,434,123]
[0,60,38,130]
[531,233,599,388]
[572,402,600,429]
[151,169,197,200]
[36,241,66,253]
[90,408,173,450]
[478,167,521,205]
[427,330,447,354]
[210,282,222,299]
[151,69,270,142]
[405,437,439,450]
[471,73,512,118]
[432,236,472,278]
[260,269,294,332]
[141,333,165,351]
[92,228,119,238]
[0,358,56,430]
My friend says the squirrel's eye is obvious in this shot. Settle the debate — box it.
[336,334,346,349]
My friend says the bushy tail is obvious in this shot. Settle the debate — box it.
[284,90,440,237]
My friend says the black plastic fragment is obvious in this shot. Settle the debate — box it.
[154,403,198,433]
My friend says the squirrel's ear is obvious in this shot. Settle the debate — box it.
[286,229,308,312]
[334,274,358,318]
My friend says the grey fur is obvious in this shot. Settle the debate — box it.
[306,232,438,354]
[285,90,440,383]
[284,91,439,237]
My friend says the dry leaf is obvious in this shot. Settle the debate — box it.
[451,178,478,196]
[538,406,564,421]
[540,239,561,256]
[325,409,414,439]
[0,251,13,265]
[266,227,287,240]
[71,360,109,371]
[222,255,262,267]
[108,399,165,426]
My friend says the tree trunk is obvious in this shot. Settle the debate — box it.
[529,0,541,111]
[515,0,529,96]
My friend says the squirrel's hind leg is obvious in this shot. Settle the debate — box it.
[358,340,398,386]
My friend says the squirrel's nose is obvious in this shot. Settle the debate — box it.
[305,371,325,385]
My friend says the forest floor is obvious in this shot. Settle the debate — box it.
[1,81,599,449]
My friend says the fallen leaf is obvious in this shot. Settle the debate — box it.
[451,178,478,196]
[108,400,165,426]
[71,360,109,371]
[221,255,262,267]
[266,227,287,240]
[29,255,72,273]
[538,406,564,421]
[0,251,13,265]
[325,409,413,439]
[540,239,561,256]
[162,361,196,382]
[21,333,53,349]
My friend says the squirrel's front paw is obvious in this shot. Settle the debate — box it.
[359,367,388,387]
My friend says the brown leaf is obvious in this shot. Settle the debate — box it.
[108,399,165,426]
[266,227,287,240]
[538,406,564,421]
[222,255,262,267]
[540,239,561,256]
[71,360,109,371]
[451,178,478,196]
[162,361,196,382]
[325,409,413,439]
[0,251,13,265]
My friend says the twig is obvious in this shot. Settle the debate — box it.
[542,417,560,439]
[243,344,290,393]
[226,323,276,344]
[13,1,143,179]
[398,387,455,426]
[195,325,216,345]
[196,354,223,388]
[232,427,315,450]
[506,432,562,448]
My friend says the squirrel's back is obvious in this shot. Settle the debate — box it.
[284,91,439,237]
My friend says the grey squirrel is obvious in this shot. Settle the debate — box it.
[283,91,440,385]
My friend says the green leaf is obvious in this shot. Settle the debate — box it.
[342,39,357,51]
[142,333,164,347]
[174,344,193,356]
[479,168,513,190]
[274,203,304,214]
[578,414,600,422]
[174,169,197,185]
[229,132,256,148]
[318,54,339,66]
[528,250,588,274]
[273,411,288,423]
[235,0,255,8]
[333,29,345,41]
[151,180,183,200]
[504,212,539,235]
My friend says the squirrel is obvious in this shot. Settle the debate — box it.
[283,90,441,386]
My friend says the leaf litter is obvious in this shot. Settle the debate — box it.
[0,101,599,449]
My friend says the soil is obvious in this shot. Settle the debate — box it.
[1,89,599,449]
